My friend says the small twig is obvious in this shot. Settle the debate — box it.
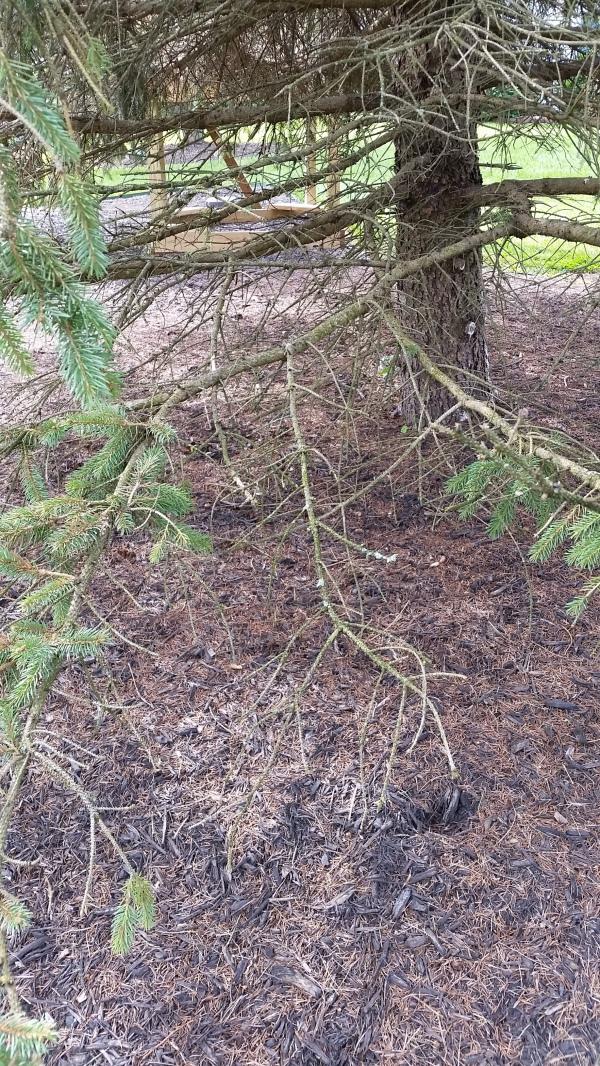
[225,625,340,875]
[287,341,460,780]
[210,263,258,508]
[31,749,135,876]
[379,686,408,809]
[79,813,96,918]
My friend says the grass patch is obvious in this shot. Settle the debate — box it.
[478,124,600,272]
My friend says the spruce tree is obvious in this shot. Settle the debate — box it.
[1,2,599,1061]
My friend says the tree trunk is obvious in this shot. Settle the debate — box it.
[392,29,488,422]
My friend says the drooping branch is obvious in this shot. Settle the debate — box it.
[126,220,515,409]
[512,212,600,251]
[1,82,584,150]
[381,311,600,496]
[446,177,600,213]
[0,94,382,140]
[74,0,400,19]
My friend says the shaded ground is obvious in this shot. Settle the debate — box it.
[4,276,600,1066]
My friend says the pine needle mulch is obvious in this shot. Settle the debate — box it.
[4,276,600,1066]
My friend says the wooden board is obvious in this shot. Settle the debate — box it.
[175,201,320,224]
[152,221,344,255]
[153,228,259,253]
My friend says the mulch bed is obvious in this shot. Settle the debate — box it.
[4,275,600,1065]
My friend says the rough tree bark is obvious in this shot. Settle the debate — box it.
[393,17,488,422]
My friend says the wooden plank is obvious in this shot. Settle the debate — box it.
[174,205,274,223]
[325,134,345,248]
[174,201,321,224]
[148,131,167,219]
[306,118,318,206]
[153,225,343,255]
[153,228,264,254]
[271,201,320,216]
[206,128,254,197]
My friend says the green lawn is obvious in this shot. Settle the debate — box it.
[99,124,600,274]
[478,124,600,272]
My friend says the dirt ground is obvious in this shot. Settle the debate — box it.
[4,272,600,1066]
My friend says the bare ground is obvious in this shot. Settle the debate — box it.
[3,273,600,1066]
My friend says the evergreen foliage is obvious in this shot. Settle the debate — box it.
[0,1014,57,1065]
[0,50,115,405]
[0,54,79,165]
[0,42,211,1065]
[111,874,157,956]
[447,452,600,615]
[0,889,31,935]
[58,172,109,278]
